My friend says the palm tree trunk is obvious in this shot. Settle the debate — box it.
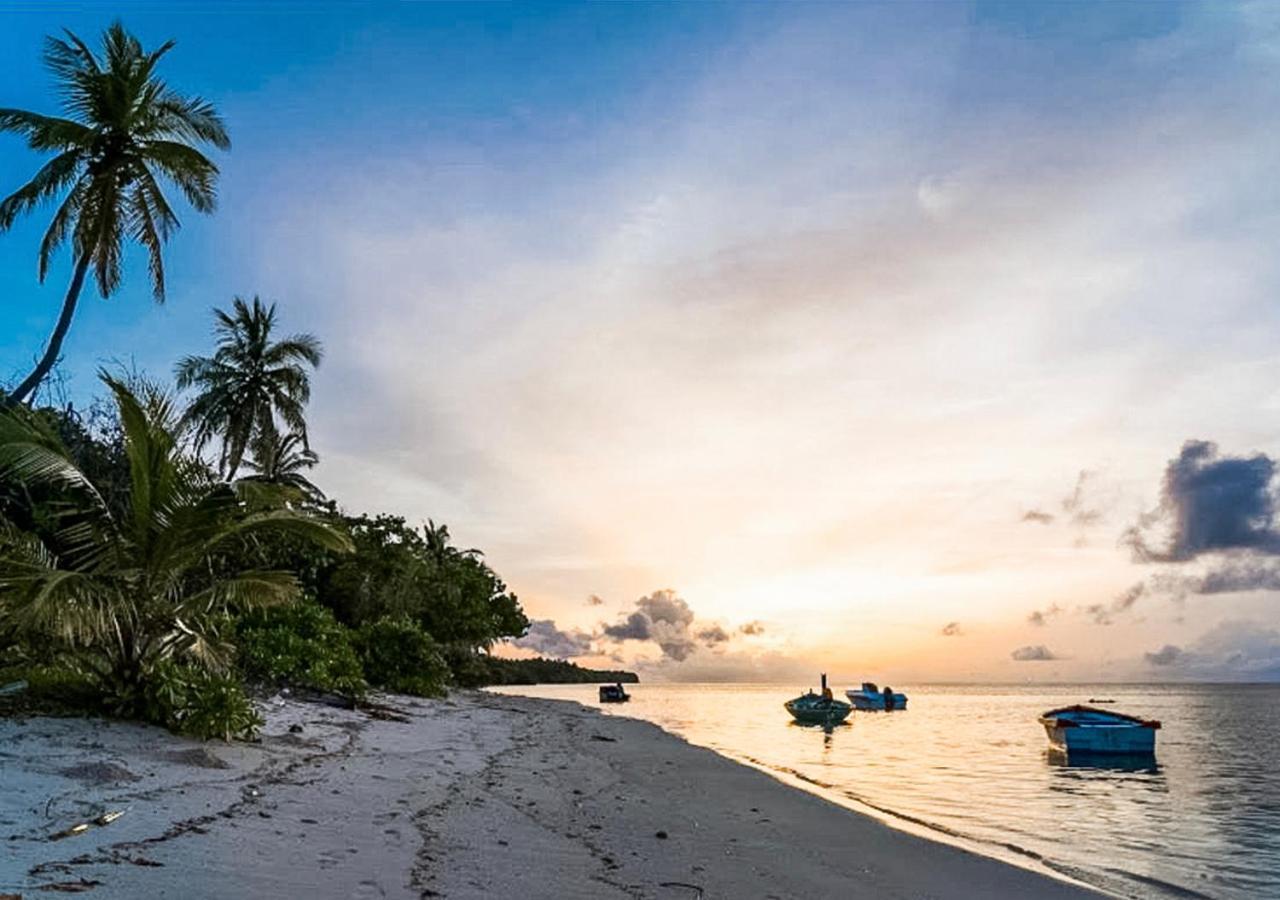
[7,253,92,405]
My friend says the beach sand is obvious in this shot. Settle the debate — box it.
[0,691,1102,899]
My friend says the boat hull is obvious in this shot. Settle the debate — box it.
[845,691,908,711]
[1039,705,1160,756]
[784,699,852,725]
[1041,723,1155,755]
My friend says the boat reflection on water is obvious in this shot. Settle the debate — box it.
[1046,748,1161,774]
[787,717,848,748]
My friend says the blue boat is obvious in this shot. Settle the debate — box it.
[845,682,908,711]
[1039,705,1160,756]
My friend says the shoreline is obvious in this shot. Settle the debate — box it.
[1,690,1105,899]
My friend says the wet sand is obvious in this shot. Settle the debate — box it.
[0,691,1103,899]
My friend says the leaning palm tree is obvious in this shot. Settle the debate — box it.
[0,22,229,405]
[241,427,324,503]
[0,373,349,714]
[176,296,323,478]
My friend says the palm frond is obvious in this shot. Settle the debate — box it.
[0,109,94,151]
[0,149,82,232]
[139,140,218,213]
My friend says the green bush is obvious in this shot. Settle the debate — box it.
[354,616,450,697]
[237,601,366,697]
[0,661,100,715]
[439,642,499,688]
[143,662,262,741]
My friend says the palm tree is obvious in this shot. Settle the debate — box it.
[0,22,229,405]
[0,373,349,712]
[176,296,323,479]
[241,427,324,502]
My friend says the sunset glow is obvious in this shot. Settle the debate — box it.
[4,3,1280,682]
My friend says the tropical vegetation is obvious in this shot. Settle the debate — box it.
[0,374,349,730]
[0,21,630,743]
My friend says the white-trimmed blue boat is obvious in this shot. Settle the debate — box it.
[845,682,908,711]
[1039,705,1160,756]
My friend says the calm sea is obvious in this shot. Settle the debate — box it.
[489,682,1280,900]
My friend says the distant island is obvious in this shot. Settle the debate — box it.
[470,656,640,686]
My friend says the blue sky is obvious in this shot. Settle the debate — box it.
[0,2,734,388]
[4,2,1280,681]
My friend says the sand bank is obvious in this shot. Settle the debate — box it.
[0,691,1102,899]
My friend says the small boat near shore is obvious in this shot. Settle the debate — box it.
[845,682,908,711]
[785,674,852,725]
[1039,705,1160,756]
[599,684,630,703]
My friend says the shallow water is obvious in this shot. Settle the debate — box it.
[490,682,1280,899]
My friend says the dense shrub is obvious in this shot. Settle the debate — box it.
[354,616,450,697]
[318,515,528,646]
[237,601,366,697]
[142,662,263,741]
[0,661,100,715]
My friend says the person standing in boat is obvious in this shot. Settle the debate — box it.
[883,685,896,711]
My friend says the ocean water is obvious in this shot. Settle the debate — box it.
[489,682,1280,899]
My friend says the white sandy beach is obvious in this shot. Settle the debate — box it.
[0,691,1104,899]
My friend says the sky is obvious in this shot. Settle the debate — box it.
[3,2,1280,682]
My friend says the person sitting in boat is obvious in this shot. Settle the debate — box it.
[883,685,896,711]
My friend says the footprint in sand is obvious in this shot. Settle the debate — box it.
[353,879,386,899]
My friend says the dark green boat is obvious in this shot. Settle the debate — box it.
[784,674,853,725]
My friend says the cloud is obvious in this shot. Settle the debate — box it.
[602,589,699,661]
[1195,560,1280,594]
[695,624,730,646]
[738,621,765,636]
[1082,581,1145,625]
[1125,441,1280,562]
[1011,644,1059,661]
[601,611,652,641]
[1027,603,1062,627]
[1144,644,1184,666]
[940,621,963,636]
[512,619,594,659]
[1023,471,1109,533]
[1141,621,1280,680]
[586,594,604,606]
[1061,470,1104,528]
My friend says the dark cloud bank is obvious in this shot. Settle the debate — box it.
[512,619,595,659]
[1029,441,1280,637]
[1144,621,1280,680]
[517,590,761,666]
[1011,644,1059,662]
[1125,440,1280,575]
[1119,441,1280,617]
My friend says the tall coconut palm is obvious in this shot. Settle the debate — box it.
[0,373,349,711]
[241,427,324,503]
[0,22,229,405]
[175,296,323,479]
